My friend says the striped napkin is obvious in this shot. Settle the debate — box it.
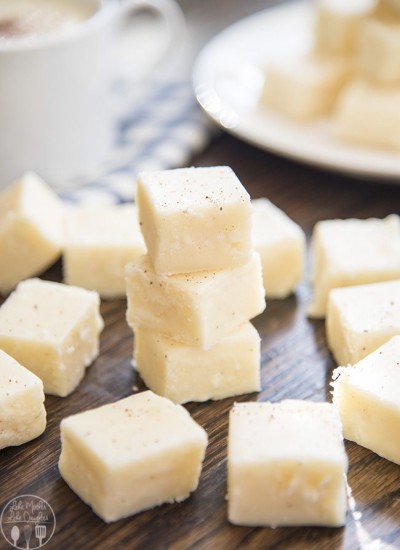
[60,76,214,205]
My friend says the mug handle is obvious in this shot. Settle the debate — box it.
[115,0,185,81]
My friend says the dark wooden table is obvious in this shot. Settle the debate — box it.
[1,133,400,550]
[2,0,400,546]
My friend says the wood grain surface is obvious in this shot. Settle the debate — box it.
[1,133,400,550]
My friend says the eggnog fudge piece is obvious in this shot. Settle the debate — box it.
[228,400,348,527]
[357,15,400,84]
[63,204,146,298]
[134,322,260,404]
[0,349,46,449]
[327,280,400,366]
[261,54,352,120]
[0,172,63,294]
[126,252,265,350]
[334,79,400,151]
[251,198,305,298]
[59,391,208,522]
[314,0,376,56]
[332,336,400,464]
[308,215,400,318]
[0,278,103,397]
[136,166,252,274]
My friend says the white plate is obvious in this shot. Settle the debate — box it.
[192,0,400,180]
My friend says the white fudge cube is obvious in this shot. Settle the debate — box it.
[134,322,260,404]
[0,349,46,449]
[59,391,208,522]
[251,198,305,298]
[63,204,146,298]
[357,16,400,84]
[0,278,104,397]
[334,78,400,151]
[314,0,376,56]
[126,252,266,350]
[228,400,348,527]
[136,166,252,274]
[0,172,63,295]
[261,54,351,121]
[327,280,400,366]
[308,215,400,318]
[332,336,400,464]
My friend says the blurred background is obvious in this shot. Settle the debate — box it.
[64,0,282,202]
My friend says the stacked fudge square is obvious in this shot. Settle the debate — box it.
[125,166,266,404]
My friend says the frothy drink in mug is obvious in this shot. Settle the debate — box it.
[0,0,183,186]
[0,0,95,44]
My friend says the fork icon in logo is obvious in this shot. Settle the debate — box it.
[35,525,46,547]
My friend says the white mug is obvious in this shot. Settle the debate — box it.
[0,0,184,188]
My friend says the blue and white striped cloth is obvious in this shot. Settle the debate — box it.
[60,76,214,205]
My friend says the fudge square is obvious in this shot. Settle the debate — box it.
[357,14,400,85]
[332,336,400,465]
[0,278,104,397]
[63,204,146,298]
[251,198,305,299]
[0,349,46,449]
[134,322,260,404]
[0,172,63,295]
[327,279,400,366]
[136,166,252,274]
[59,391,208,522]
[261,55,351,121]
[308,215,400,318]
[126,252,266,350]
[314,0,375,57]
[228,400,348,527]
[334,79,400,152]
